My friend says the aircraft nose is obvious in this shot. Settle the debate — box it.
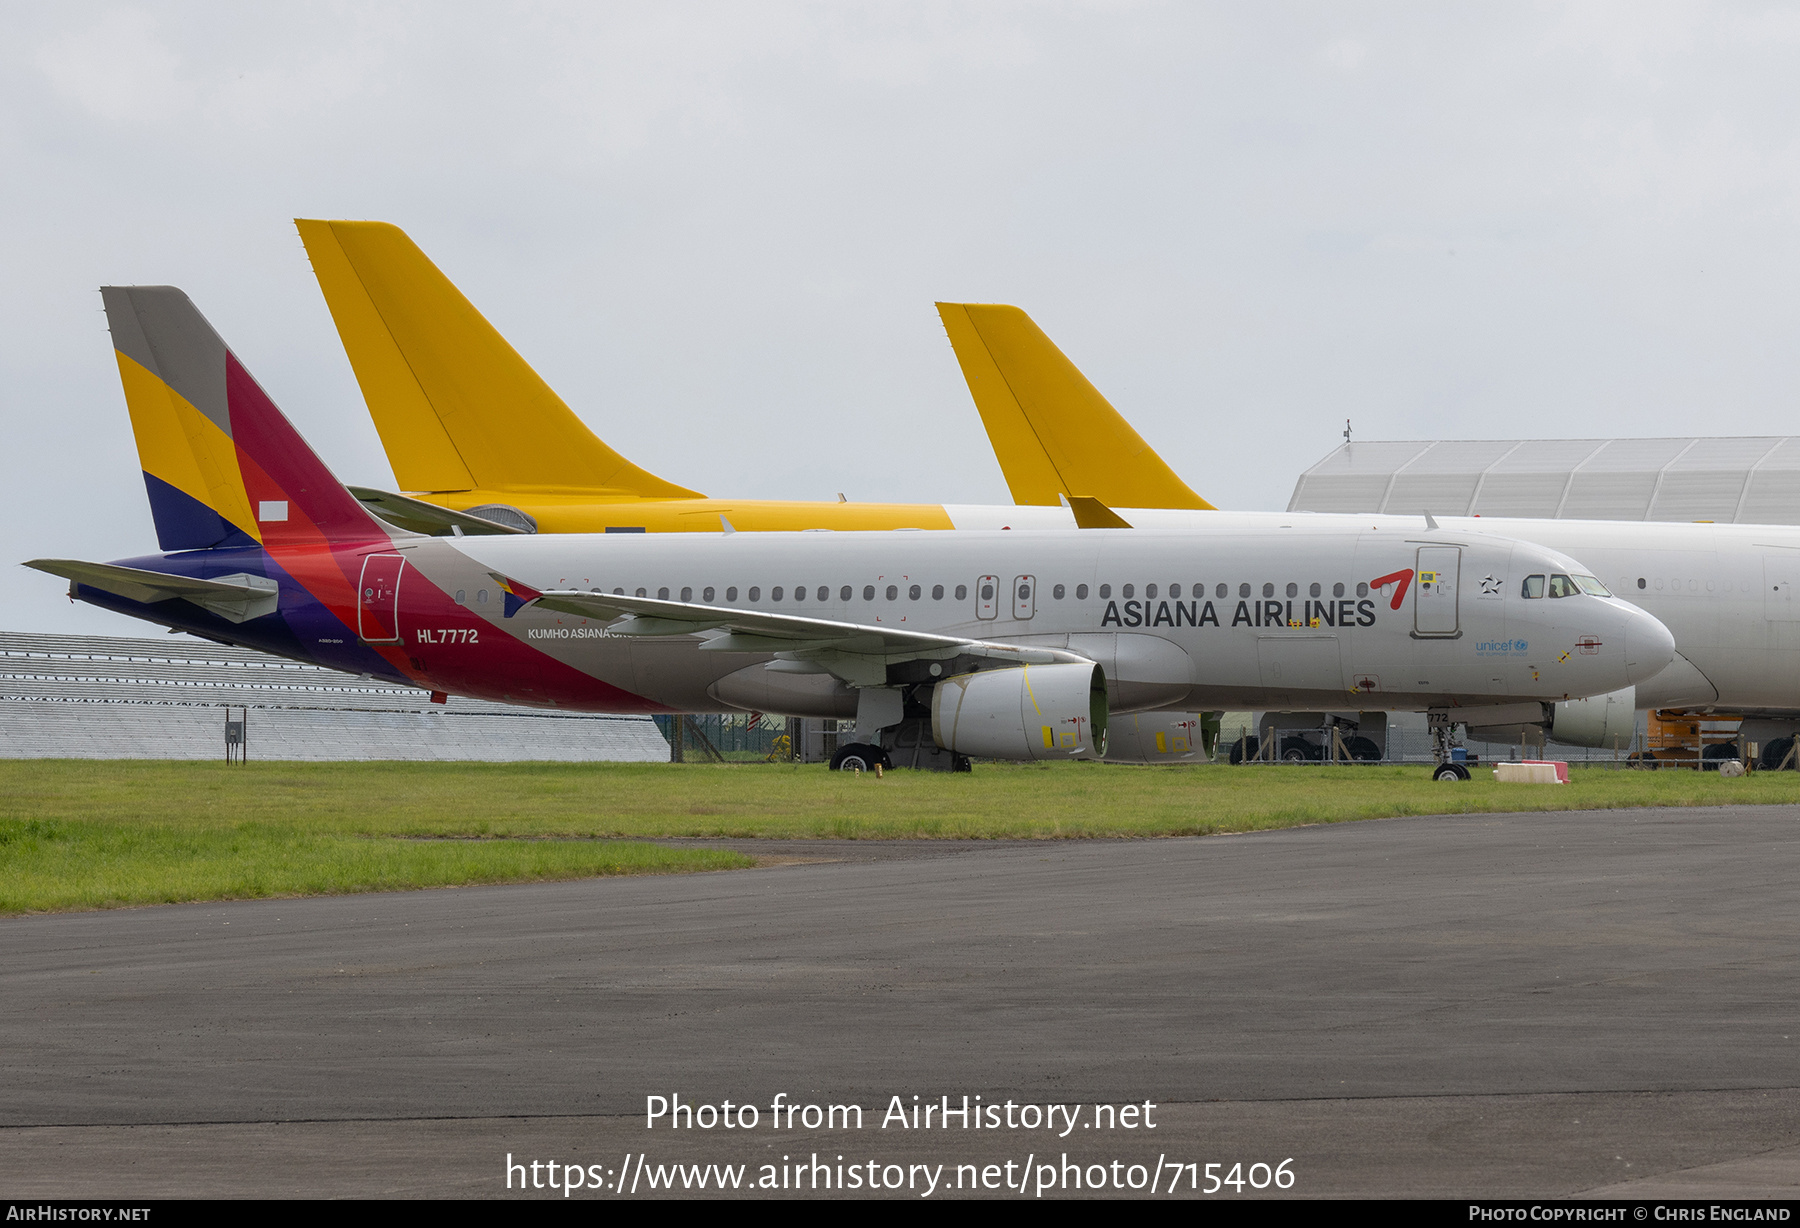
[1621,602,1677,685]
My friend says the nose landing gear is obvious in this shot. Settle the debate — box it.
[1428,711,1472,780]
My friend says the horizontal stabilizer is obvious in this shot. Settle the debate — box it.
[26,559,280,624]
[348,486,526,536]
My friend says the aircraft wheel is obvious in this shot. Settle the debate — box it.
[1760,737,1795,771]
[1628,751,1659,771]
[1702,742,1740,771]
[1346,736,1382,762]
[1228,736,1259,765]
[830,743,889,772]
[1432,763,1468,782]
[1280,737,1321,762]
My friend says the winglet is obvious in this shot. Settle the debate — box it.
[937,303,1212,511]
[486,572,543,619]
[1066,495,1133,529]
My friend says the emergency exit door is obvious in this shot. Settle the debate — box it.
[1413,546,1461,637]
[358,554,406,643]
[976,575,999,620]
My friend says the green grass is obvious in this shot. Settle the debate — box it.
[1,758,1796,915]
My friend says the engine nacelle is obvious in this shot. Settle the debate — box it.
[1103,712,1215,764]
[930,663,1108,761]
[1550,686,1636,749]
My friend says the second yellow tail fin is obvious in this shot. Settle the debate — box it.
[297,219,702,499]
[936,303,1211,510]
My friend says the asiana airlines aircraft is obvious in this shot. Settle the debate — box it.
[26,288,1672,775]
[933,304,1800,761]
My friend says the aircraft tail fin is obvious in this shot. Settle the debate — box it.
[936,303,1212,510]
[101,285,391,552]
[295,218,703,499]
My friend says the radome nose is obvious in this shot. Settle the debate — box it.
[1622,603,1677,684]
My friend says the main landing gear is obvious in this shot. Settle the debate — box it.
[829,743,891,773]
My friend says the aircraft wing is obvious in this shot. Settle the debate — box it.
[26,559,280,624]
[523,585,1091,686]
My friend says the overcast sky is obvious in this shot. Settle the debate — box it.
[6,2,1800,634]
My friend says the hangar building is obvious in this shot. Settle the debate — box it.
[1288,436,1800,523]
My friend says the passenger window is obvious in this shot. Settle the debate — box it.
[726,587,738,602]
[932,584,944,600]
[476,589,488,604]
[703,587,715,602]
[1262,583,1275,598]
[1053,584,1065,599]
[1333,582,1345,598]
[1076,584,1088,600]
[1123,584,1135,599]
[817,586,828,601]
[657,587,669,600]
[1309,582,1321,598]
[1547,574,1577,598]
[1285,583,1298,598]
[455,589,466,604]
[680,587,691,602]
[863,585,875,601]
[1169,584,1180,598]
[886,585,898,601]
[955,585,967,600]
[1099,584,1111,598]
[1221,584,1232,599]
[635,587,647,598]
[1145,583,1157,599]
[1521,575,1545,599]
[909,584,921,600]
[748,587,761,602]
[840,586,852,601]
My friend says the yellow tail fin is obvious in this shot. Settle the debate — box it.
[936,303,1211,510]
[296,219,702,499]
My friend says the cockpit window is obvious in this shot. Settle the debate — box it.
[1521,574,1545,599]
[1547,573,1579,598]
[1573,574,1611,597]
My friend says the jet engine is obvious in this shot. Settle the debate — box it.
[1550,686,1636,749]
[930,663,1108,761]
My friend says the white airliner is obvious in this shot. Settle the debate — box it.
[27,288,1677,776]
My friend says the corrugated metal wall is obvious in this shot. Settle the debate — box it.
[0,632,668,762]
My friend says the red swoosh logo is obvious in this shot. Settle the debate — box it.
[1370,569,1414,611]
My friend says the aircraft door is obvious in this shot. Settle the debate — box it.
[977,575,999,620]
[358,553,406,643]
[1013,575,1036,620]
[1413,546,1461,637]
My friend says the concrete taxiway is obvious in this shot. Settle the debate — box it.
[2,805,1798,1198]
